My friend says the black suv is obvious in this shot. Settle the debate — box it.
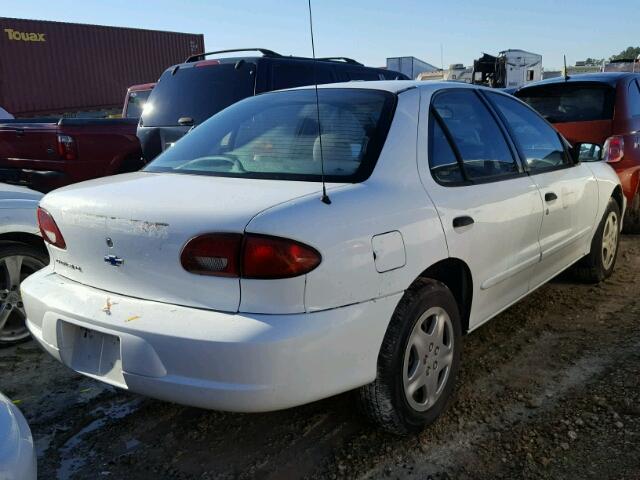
[137,48,408,161]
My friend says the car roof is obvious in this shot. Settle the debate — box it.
[296,80,488,95]
[519,72,640,89]
[175,54,391,71]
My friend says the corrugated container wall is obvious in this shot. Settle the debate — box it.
[0,17,204,116]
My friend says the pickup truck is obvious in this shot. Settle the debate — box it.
[0,83,154,193]
[0,118,143,192]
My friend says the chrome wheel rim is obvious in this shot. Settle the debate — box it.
[402,306,454,412]
[601,211,619,271]
[0,254,46,343]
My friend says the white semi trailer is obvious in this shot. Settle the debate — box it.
[473,49,542,88]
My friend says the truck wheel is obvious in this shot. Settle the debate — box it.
[357,278,462,435]
[0,243,48,347]
[574,198,620,284]
[622,192,640,234]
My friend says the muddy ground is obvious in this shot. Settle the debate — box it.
[2,237,640,479]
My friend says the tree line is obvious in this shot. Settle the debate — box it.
[583,46,640,66]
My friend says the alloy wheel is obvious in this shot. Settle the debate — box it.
[402,306,454,412]
[0,254,46,343]
[601,211,619,271]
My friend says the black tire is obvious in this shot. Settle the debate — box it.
[574,197,621,283]
[0,242,49,347]
[622,192,640,234]
[357,278,462,435]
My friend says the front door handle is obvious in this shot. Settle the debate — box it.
[545,192,558,202]
[453,216,474,228]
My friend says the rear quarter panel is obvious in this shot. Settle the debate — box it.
[0,199,41,236]
[244,89,449,313]
[583,161,625,230]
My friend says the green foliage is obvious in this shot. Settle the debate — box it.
[610,47,640,61]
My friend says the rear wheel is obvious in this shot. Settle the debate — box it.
[622,192,640,234]
[357,278,462,435]
[0,243,48,346]
[574,198,620,283]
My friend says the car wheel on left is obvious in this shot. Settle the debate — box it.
[0,242,48,347]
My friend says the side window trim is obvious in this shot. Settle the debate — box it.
[428,88,528,187]
[429,106,470,183]
[475,90,525,173]
[483,91,574,175]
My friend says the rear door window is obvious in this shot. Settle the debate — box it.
[487,92,569,172]
[142,63,256,127]
[516,83,616,123]
[431,89,519,182]
[270,61,335,90]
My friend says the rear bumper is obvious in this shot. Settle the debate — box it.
[22,268,401,412]
[0,168,68,193]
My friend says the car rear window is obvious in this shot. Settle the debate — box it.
[124,89,151,118]
[145,88,396,183]
[141,62,256,127]
[516,83,616,123]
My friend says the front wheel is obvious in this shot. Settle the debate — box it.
[0,242,49,346]
[574,198,621,283]
[357,278,462,435]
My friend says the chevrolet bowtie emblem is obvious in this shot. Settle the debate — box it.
[104,255,124,266]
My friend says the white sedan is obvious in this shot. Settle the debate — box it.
[0,184,47,345]
[0,391,37,480]
[22,81,623,434]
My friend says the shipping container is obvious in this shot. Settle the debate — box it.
[0,17,204,117]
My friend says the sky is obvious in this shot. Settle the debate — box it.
[1,0,637,70]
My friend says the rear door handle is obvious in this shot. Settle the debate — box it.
[545,192,558,202]
[453,216,474,228]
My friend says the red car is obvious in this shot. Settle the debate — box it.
[516,73,640,232]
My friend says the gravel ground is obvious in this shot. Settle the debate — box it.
[2,237,640,480]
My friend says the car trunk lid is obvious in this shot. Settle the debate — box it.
[41,172,322,312]
[552,119,613,146]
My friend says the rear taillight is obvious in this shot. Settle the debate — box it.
[243,234,321,279]
[603,135,624,163]
[181,233,321,279]
[57,134,76,160]
[37,207,66,249]
[180,233,242,277]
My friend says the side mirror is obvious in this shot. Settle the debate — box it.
[573,142,602,163]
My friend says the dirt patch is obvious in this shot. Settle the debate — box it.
[2,237,640,479]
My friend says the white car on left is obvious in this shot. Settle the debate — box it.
[0,391,36,480]
[0,183,48,345]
